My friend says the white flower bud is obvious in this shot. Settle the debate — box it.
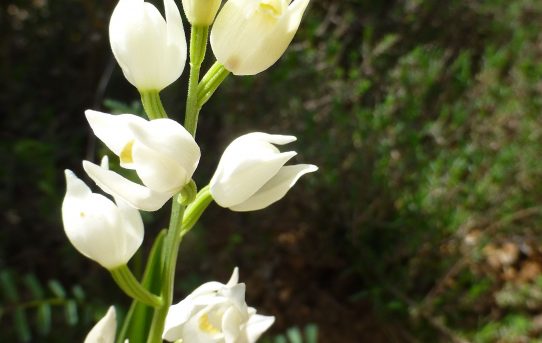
[210,0,310,75]
[163,268,274,343]
[83,110,200,211]
[109,0,187,91]
[62,171,144,269]
[210,132,317,211]
[182,0,222,26]
[84,306,117,343]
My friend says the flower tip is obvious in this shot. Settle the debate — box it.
[100,156,110,170]
[84,306,117,343]
[227,267,240,286]
[64,169,75,179]
[307,164,319,173]
[64,169,90,197]
[84,109,108,125]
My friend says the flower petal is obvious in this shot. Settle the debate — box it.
[85,110,146,162]
[230,164,318,211]
[210,133,298,208]
[163,299,199,341]
[226,267,239,287]
[287,0,311,31]
[244,313,275,343]
[62,170,144,269]
[84,306,117,343]
[128,118,200,182]
[132,142,188,193]
[222,306,244,343]
[109,0,186,90]
[83,161,172,211]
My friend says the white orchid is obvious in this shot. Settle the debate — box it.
[210,132,317,211]
[109,0,186,91]
[62,169,143,269]
[83,110,200,211]
[210,0,310,75]
[163,268,274,343]
[84,306,117,343]
[182,0,222,25]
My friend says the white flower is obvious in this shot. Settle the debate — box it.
[163,268,275,343]
[210,132,317,211]
[182,0,222,25]
[83,110,200,211]
[84,306,117,343]
[62,170,143,269]
[109,0,186,91]
[210,0,310,75]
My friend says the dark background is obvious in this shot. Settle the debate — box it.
[2,0,542,342]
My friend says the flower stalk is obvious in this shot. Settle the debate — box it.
[197,62,230,108]
[110,265,162,308]
[146,195,185,343]
[140,91,168,120]
[184,25,209,136]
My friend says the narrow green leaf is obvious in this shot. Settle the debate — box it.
[286,327,303,343]
[48,279,66,299]
[72,285,85,302]
[64,299,78,326]
[274,335,288,343]
[14,308,31,342]
[0,270,19,301]
[37,303,52,335]
[23,274,45,299]
[304,324,318,343]
[120,229,166,343]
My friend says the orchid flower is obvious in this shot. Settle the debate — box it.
[210,0,310,75]
[62,169,143,269]
[210,132,317,211]
[83,110,200,211]
[163,268,274,343]
[109,0,186,91]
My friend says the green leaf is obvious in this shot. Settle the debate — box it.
[304,324,318,343]
[37,303,52,335]
[48,279,66,299]
[286,327,303,343]
[0,270,19,301]
[72,285,85,302]
[274,335,288,343]
[23,274,45,299]
[64,299,78,326]
[14,308,31,342]
[120,229,166,343]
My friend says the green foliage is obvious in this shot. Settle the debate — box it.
[212,0,542,340]
[4,0,542,341]
[0,269,93,342]
[262,324,318,343]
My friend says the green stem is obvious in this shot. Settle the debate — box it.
[140,91,167,120]
[181,185,213,236]
[184,25,209,136]
[110,266,162,308]
[144,187,213,342]
[197,62,230,108]
[146,197,185,343]
[117,230,167,343]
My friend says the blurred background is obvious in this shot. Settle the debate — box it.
[2,0,542,342]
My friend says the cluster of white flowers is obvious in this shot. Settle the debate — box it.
[85,269,273,343]
[62,0,314,342]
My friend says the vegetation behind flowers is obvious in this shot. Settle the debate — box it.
[2,0,542,342]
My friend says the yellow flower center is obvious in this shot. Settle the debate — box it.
[120,140,135,164]
[199,314,220,334]
[258,0,284,18]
